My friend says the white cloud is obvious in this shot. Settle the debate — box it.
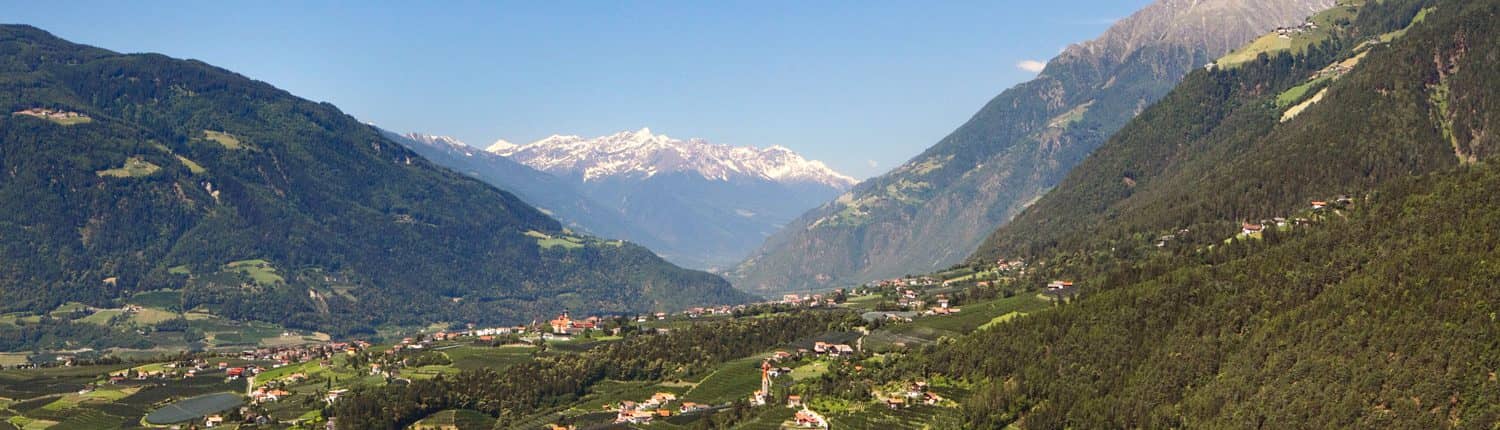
[1016,60,1046,73]
[866,159,879,168]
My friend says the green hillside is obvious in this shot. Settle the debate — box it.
[0,25,750,343]
[931,0,1499,427]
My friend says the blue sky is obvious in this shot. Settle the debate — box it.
[8,0,1148,178]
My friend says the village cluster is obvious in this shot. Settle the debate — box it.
[1275,20,1320,38]
[1238,198,1352,238]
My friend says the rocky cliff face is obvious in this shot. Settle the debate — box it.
[730,0,1334,293]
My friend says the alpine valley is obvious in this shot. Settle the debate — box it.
[0,0,1495,429]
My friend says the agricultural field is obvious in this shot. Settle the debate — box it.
[201,130,244,149]
[843,294,884,311]
[126,290,182,310]
[442,344,536,371]
[143,392,242,425]
[866,294,1050,352]
[824,402,963,429]
[789,361,829,381]
[682,354,768,405]
[411,409,495,430]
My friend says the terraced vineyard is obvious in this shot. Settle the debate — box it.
[682,355,768,405]
[826,403,963,429]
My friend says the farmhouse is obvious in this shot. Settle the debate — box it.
[793,409,828,428]
[1242,222,1265,235]
[832,344,855,357]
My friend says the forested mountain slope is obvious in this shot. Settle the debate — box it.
[974,0,1494,260]
[0,25,749,337]
[924,0,1499,427]
[731,0,1333,293]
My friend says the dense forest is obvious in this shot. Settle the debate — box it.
[0,25,750,340]
[924,0,1500,427]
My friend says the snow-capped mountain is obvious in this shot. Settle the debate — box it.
[383,131,640,240]
[490,128,857,190]
[405,133,477,155]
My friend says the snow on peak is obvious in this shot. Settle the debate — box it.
[403,133,477,156]
[486,138,518,153]
[490,129,856,188]
[404,133,467,149]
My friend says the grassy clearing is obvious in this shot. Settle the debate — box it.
[224,259,283,286]
[1281,88,1329,122]
[911,294,1050,334]
[1276,76,1330,108]
[201,130,243,149]
[843,294,884,311]
[524,230,587,249]
[829,402,962,429]
[46,116,91,126]
[183,312,215,321]
[77,309,122,325]
[258,331,329,347]
[790,361,829,381]
[95,156,160,178]
[7,416,57,430]
[40,387,139,411]
[412,409,495,430]
[1378,6,1434,42]
[565,380,687,415]
[201,322,282,347]
[0,353,29,367]
[443,345,535,371]
[979,311,1027,330]
[127,290,182,309]
[12,111,92,126]
[537,237,584,249]
[129,308,177,325]
[173,155,206,174]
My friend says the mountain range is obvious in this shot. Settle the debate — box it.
[383,130,641,241]
[0,25,750,336]
[730,0,1336,293]
[397,128,855,270]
